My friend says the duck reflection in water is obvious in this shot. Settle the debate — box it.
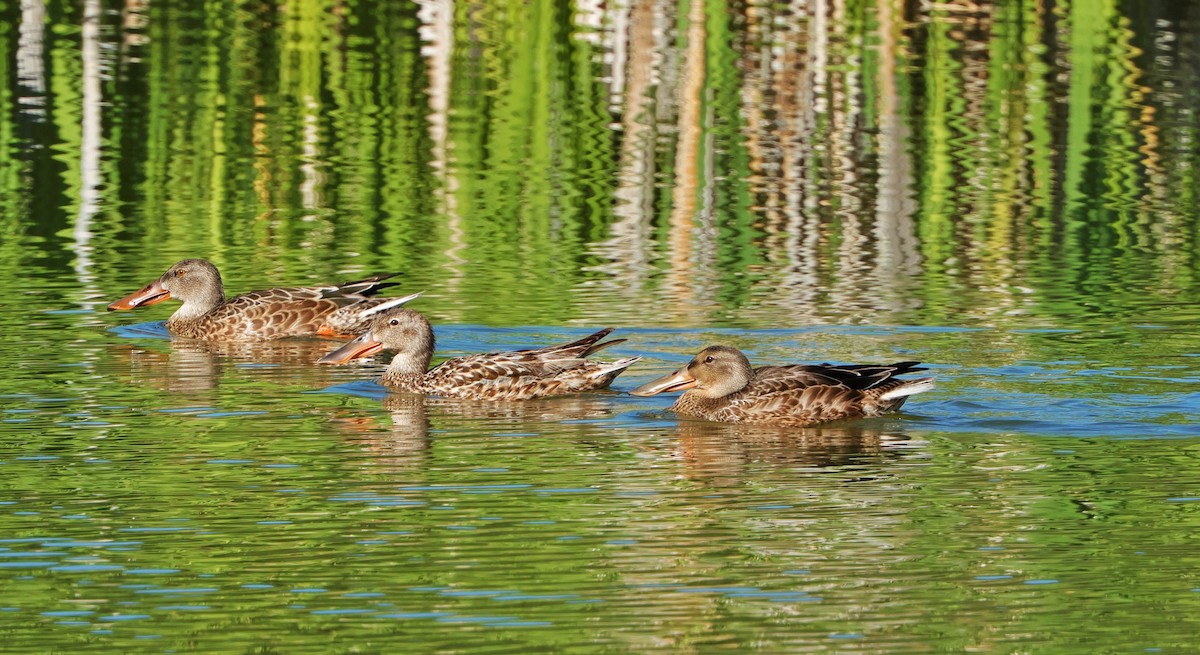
[657,420,925,486]
[328,393,626,476]
[110,338,355,395]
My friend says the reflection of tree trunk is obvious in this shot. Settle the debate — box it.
[781,0,821,314]
[75,0,102,297]
[743,0,926,319]
[740,3,770,218]
[300,99,322,210]
[873,0,921,308]
[119,0,150,60]
[293,5,336,214]
[826,0,872,312]
[17,0,47,121]
[417,0,463,290]
[593,0,663,293]
[666,0,707,316]
[1142,9,1187,274]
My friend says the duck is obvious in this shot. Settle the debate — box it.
[317,306,640,400]
[107,258,414,341]
[630,345,933,427]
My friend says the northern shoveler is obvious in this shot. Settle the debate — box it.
[317,307,640,400]
[630,345,933,427]
[107,259,414,341]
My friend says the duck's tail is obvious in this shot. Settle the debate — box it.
[601,356,641,375]
[332,272,404,298]
[548,328,629,358]
[319,292,423,338]
[582,356,642,390]
[877,377,935,401]
[356,292,423,318]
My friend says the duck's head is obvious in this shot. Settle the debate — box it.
[107,259,224,312]
[630,345,754,399]
[317,301,433,371]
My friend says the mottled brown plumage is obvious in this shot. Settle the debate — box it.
[107,259,411,341]
[630,345,934,427]
[318,308,640,400]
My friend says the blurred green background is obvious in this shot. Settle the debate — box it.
[1,0,1196,329]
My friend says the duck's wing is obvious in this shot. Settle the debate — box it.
[321,272,402,299]
[426,350,586,387]
[215,273,404,337]
[720,362,929,425]
[231,286,326,305]
[419,354,563,400]
[321,292,423,337]
[749,361,924,389]
[803,361,927,390]
[524,328,625,358]
[431,329,624,380]
[226,272,402,307]
[422,329,633,400]
[198,289,344,339]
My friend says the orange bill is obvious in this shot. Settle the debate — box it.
[629,368,697,396]
[107,280,171,311]
[317,331,384,364]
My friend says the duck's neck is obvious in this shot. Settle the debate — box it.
[169,288,225,323]
[381,350,433,391]
[673,391,729,415]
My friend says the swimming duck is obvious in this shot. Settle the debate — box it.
[317,307,640,400]
[107,259,412,341]
[630,345,933,427]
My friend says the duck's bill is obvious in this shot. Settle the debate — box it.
[317,331,384,364]
[107,280,171,311]
[629,369,697,396]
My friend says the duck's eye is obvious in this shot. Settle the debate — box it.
[389,318,399,326]
[704,355,715,363]
[175,269,186,278]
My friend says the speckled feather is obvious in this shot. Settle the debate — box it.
[677,363,929,426]
[111,259,402,341]
[389,327,638,400]
[634,346,933,427]
[167,286,390,340]
[329,309,640,401]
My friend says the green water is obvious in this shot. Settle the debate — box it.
[2,0,1200,652]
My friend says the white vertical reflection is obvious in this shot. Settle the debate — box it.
[874,0,921,292]
[75,0,102,295]
[417,0,464,284]
[300,96,322,210]
[665,0,710,318]
[17,0,47,120]
[588,0,666,296]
